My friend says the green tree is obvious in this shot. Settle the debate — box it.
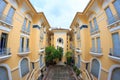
[65,51,73,65]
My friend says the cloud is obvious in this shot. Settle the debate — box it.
[30,0,90,29]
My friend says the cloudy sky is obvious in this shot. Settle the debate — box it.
[30,0,90,29]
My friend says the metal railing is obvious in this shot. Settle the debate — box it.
[0,48,11,56]
[26,48,30,52]
[90,48,102,53]
[19,47,30,53]
[0,14,13,25]
[107,13,120,25]
[109,48,120,57]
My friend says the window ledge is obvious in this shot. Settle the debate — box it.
[90,52,103,57]
[0,55,12,62]
[91,30,100,35]
[108,55,120,63]
[39,49,45,53]
[109,26,120,32]
[107,20,120,28]
[18,52,30,57]
[75,49,82,54]
[0,20,13,27]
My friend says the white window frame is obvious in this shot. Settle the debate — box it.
[18,57,30,78]
[0,64,12,80]
[108,65,120,80]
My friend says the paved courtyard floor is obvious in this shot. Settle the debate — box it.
[43,65,77,80]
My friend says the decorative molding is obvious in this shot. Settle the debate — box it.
[96,11,104,18]
[97,17,105,23]
[81,59,90,63]
[21,33,30,38]
[11,67,19,72]
[101,68,109,73]
[109,26,120,32]
[91,33,100,38]
[0,26,11,32]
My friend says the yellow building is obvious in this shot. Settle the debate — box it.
[0,0,120,80]
[0,0,50,80]
[70,0,120,80]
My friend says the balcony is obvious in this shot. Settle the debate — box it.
[90,48,103,57]
[39,48,45,53]
[0,48,11,62]
[107,13,120,28]
[75,48,82,54]
[90,27,100,35]
[18,48,30,57]
[108,48,120,63]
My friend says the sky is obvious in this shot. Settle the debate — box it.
[30,0,90,29]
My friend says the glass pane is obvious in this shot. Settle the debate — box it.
[0,0,6,14]
[0,67,9,80]
[105,7,115,24]
[91,59,100,78]
[112,33,120,57]
[21,58,29,77]
[113,0,120,16]
[6,7,15,24]
[111,68,120,80]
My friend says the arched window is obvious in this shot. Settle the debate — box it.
[108,65,120,80]
[20,58,29,77]
[0,64,12,80]
[91,58,101,79]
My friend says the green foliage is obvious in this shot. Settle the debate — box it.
[45,46,55,55]
[73,65,81,76]
[65,51,73,58]
[45,46,63,66]
[65,51,73,65]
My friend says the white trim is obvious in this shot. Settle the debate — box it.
[90,57,102,80]
[108,55,120,63]
[107,20,120,28]
[20,33,30,38]
[0,55,12,62]
[0,20,13,27]
[90,52,103,57]
[108,65,120,80]
[97,17,105,23]
[11,67,19,72]
[91,33,100,38]
[34,59,39,63]
[18,57,31,78]
[109,26,120,32]
[0,26,11,32]
[81,59,90,63]
[96,11,104,18]
[0,64,12,80]
[102,67,109,73]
